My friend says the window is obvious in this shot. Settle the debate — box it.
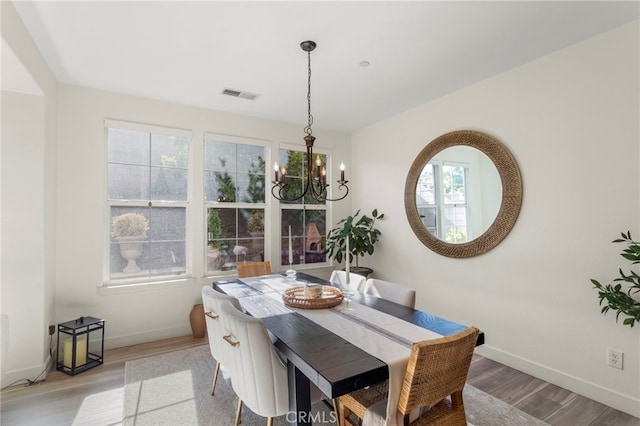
[416,163,437,236]
[106,120,190,283]
[278,148,327,267]
[441,163,468,242]
[416,161,470,243]
[205,135,266,273]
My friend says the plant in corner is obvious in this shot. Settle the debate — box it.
[324,209,384,277]
[590,231,640,327]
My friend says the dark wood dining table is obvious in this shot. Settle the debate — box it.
[213,272,484,426]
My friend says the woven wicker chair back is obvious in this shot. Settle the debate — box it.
[237,261,272,278]
[398,326,480,415]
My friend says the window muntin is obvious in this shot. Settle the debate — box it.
[206,207,266,272]
[278,147,328,267]
[109,206,187,278]
[281,207,326,267]
[277,150,326,205]
[441,163,468,243]
[106,121,190,283]
[205,135,266,274]
[106,124,332,280]
[416,163,437,236]
[416,162,470,243]
[205,139,265,203]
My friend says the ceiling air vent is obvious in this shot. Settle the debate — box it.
[222,87,260,101]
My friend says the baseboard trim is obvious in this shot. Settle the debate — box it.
[104,324,192,350]
[476,344,640,418]
[1,353,52,389]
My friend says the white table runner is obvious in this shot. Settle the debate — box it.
[248,276,442,426]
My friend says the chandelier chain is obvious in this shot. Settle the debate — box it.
[305,50,313,136]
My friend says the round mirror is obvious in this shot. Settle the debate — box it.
[404,130,522,258]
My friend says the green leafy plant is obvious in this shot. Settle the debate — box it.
[214,158,236,202]
[590,231,640,327]
[324,209,384,267]
[111,213,149,238]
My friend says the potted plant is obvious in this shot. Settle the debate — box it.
[111,213,149,273]
[590,231,640,327]
[324,209,384,277]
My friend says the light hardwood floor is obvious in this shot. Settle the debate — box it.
[1,335,638,426]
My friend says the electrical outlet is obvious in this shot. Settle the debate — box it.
[48,325,55,336]
[607,348,623,370]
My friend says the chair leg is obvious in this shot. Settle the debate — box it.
[267,417,273,426]
[211,361,220,395]
[451,390,463,407]
[235,399,243,426]
[339,401,358,426]
[332,399,341,425]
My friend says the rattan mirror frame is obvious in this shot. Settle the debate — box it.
[404,130,522,258]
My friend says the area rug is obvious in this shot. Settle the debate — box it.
[123,345,548,425]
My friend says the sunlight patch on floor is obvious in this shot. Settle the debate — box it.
[72,387,124,426]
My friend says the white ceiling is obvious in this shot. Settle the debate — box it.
[10,1,639,132]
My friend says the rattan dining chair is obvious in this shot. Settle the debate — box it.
[237,261,271,278]
[201,286,243,396]
[338,326,480,426]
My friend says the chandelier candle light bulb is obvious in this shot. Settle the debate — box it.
[340,162,345,181]
[274,162,279,181]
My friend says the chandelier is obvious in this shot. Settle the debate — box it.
[271,40,349,202]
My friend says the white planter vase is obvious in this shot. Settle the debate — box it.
[117,236,144,273]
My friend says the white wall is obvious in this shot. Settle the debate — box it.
[1,1,57,386]
[351,21,640,416]
[56,85,350,348]
[4,0,638,416]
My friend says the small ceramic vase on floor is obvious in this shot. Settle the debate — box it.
[189,304,206,338]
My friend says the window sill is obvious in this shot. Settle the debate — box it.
[98,277,195,295]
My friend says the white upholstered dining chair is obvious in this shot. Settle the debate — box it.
[201,286,242,396]
[364,278,416,309]
[329,270,366,293]
[220,301,331,426]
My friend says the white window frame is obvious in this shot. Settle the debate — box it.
[104,119,193,286]
[277,142,331,271]
[203,133,270,277]
[440,161,470,243]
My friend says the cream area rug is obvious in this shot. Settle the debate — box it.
[123,345,548,426]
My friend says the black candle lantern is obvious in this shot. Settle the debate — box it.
[56,316,105,376]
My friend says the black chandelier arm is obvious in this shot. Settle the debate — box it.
[271,179,349,203]
[320,180,350,202]
[271,174,349,202]
[271,178,310,202]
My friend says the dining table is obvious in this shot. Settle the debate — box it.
[212,272,484,426]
